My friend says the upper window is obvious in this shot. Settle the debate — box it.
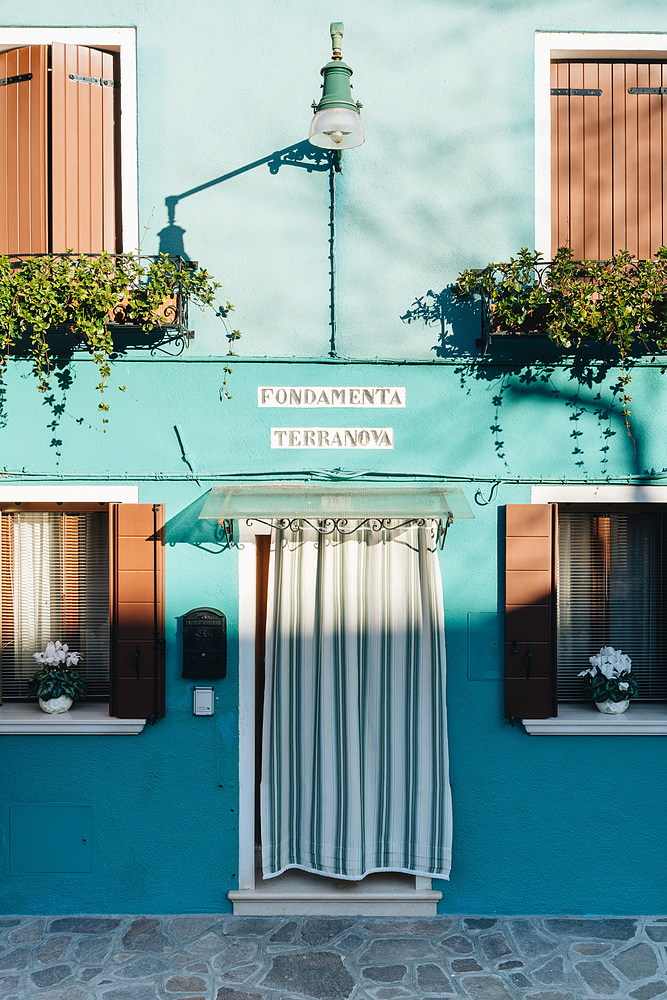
[0,43,120,254]
[0,28,137,255]
[550,60,667,260]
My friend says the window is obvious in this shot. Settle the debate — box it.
[557,508,667,701]
[0,508,109,700]
[0,501,165,722]
[535,33,667,261]
[550,59,667,260]
[0,28,137,255]
[505,497,667,731]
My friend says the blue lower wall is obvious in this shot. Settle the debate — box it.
[1,357,666,914]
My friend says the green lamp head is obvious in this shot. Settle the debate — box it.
[308,22,365,149]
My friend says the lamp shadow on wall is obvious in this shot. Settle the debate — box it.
[165,493,230,553]
[158,141,332,260]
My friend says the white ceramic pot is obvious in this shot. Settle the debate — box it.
[596,698,629,715]
[39,695,73,714]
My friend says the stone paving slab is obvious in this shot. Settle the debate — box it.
[0,915,666,1000]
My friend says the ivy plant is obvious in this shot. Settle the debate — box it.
[0,252,231,425]
[455,246,667,418]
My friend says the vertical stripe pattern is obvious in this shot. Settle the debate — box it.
[260,522,452,881]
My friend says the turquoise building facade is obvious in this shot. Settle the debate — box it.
[1,0,667,916]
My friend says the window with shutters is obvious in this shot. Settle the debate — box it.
[0,501,165,723]
[536,34,667,262]
[0,509,110,700]
[550,60,667,260]
[0,28,137,255]
[557,507,667,702]
[505,497,667,731]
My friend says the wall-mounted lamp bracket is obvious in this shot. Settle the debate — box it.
[437,515,454,550]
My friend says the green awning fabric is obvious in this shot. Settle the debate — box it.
[198,484,474,521]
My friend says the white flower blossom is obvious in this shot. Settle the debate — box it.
[33,640,81,669]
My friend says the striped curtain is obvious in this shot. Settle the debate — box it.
[260,521,452,881]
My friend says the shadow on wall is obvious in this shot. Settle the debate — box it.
[165,493,229,553]
[451,355,646,479]
[401,285,482,357]
[158,141,332,260]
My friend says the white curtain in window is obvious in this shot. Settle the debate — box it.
[260,522,452,880]
[12,512,57,662]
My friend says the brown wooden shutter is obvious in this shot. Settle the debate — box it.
[551,60,667,260]
[111,503,165,720]
[51,43,119,253]
[0,45,48,254]
[505,504,556,720]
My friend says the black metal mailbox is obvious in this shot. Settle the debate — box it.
[182,607,227,679]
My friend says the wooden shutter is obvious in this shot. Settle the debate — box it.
[551,60,667,260]
[51,43,119,253]
[505,504,556,720]
[111,504,165,720]
[0,45,48,254]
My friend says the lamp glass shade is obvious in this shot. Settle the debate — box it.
[308,108,365,149]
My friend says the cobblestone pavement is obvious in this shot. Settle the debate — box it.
[1,915,667,1000]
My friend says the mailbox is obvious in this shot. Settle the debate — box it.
[182,607,227,679]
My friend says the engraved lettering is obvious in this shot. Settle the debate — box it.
[344,430,358,447]
[390,390,403,406]
[317,390,330,405]
[272,429,288,446]
[304,429,316,446]
[289,389,302,405]
[378,388,389,404]
[358,429,370,446]
[304,389,316,404]
[331,389,345,405]
[261,387,273,404]
[349,388,360,405]
[288,430,300,446]
[332,431,343,447]
[276,388,287,404]
[380,430,392,446]
[363,389,375,405]
[318,430,330,446]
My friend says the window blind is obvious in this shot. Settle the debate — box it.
[557,509,667,700]
[0,511,109,699]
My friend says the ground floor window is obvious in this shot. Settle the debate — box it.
[557,507,667,702]
[1,509,109,700]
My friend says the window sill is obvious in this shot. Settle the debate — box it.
[0,702,146,734]
[523,702,667,735]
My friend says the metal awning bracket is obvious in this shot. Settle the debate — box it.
[217,517,234,545]
[437,514,454,550]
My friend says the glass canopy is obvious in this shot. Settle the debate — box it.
[199,484,474,521]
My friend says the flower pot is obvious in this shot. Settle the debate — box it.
[595,698,629,715]
[38,695,73,714]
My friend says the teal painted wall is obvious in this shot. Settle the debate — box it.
[1,0,667,914]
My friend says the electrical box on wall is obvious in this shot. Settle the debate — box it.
[193,686,215,716]
[182,607,227,679]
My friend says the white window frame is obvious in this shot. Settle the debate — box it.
[523,484,667,734]
[535,32,667,259]
[0,485,146,734]
[0,28,138,252]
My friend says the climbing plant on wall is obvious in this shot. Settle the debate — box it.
[0,252,240,425]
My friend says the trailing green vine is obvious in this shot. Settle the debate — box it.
[0,252,228,426]
[455,246,667,421]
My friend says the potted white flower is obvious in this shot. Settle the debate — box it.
[578,645,638,715]
[28,641,86,714]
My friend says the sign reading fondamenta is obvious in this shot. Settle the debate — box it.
[259,386,405,407]
[271,427,394,449]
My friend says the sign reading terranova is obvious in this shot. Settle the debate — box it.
[261,386,403,449]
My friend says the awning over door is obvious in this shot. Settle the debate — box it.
[198,484,474,521]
